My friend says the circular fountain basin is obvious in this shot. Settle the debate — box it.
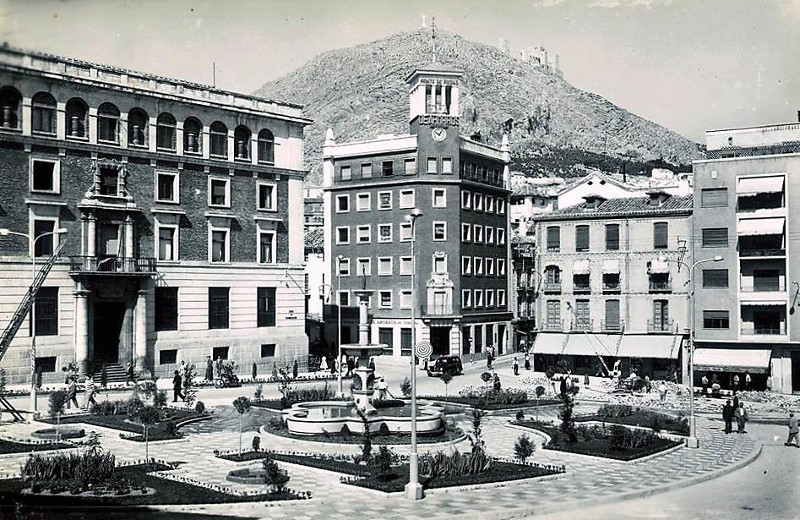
[283,400,443,435]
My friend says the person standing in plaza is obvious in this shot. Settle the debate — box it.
[559,374,568,397]
[732,373,740,394]
[513,357,519,376]
[785,412,799,447]
[205,356,214,382]
[735,402,748,433]
[125,362,135,386]
[493,372,501,392]
[524,352,531,371]
[701,374,709,397]
[172,370,184,402]
[658,381,668,402]
[722,400,734,434]
[320,355,328,372]
[66,376,79,409]
[744,371,752,390]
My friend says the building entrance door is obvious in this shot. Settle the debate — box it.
[431,327,450,356]
[791,351,800,394]
[93,301,126,364]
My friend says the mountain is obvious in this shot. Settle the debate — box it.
[255,28,703,184]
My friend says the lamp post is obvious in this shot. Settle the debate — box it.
[335,254,345,397]
[679,255,723,448]
[0,227,68,416]
[404,208,423,500]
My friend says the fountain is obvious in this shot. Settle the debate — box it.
[283,289,443,435]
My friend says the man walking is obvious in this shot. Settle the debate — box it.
[66,376,79,410]
[735,402,748,434]
[722,400,734,434]
[785,412,799,447]
[172,370,184,402]
[513,357,519,376]
[701,374,709,397]
[205,356,214,382]
[84,374,98,410]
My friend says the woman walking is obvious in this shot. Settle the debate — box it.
[84,374,98,410]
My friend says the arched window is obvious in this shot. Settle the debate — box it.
[31,92,56,135]
[156,112,177,151]
[234,125,251,160]
[257,128,274,164]
[544,265,561,285]
[128,108,149,147]
[65,98,89,138]
[209,121,228,158]
[97,102,120,143]
[183,117,202,154]
[0,87,22,130]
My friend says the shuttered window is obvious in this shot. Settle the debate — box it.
[703,310,730,329]
[547,226,560,252]
[702,269,729,288]
[702,228,728,248]
[701,188,728,208]
[605,299,620,329]
[653,222,668,250]
[605,224,619,251]
[575,225,589,252]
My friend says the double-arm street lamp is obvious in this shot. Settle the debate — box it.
[678,255,723,448]
[404,208,423,500]
[0,227,68,416]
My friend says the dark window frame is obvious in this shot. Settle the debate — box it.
[155,287,179,331]
[257,287,276,327]
[703,310,730,329]
[208,287,230,329]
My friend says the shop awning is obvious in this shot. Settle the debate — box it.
[737,175,784,196]
[649,257,669,274]
[617,334,681,359]
[532,333,567,355]
[738,217,785,237]
[573,259,590,275]
[602,259,620,273]
[693,348,772,374]
[565,334,619,357]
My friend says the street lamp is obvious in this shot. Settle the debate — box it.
[0,227,68,417]
[336,254,345,397]
[404,207,423,500]
[678,254,723,449]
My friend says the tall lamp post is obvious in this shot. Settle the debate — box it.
[405,208,423,500]
[335,254,345,397]
[0,227,68,416]
[679,255,723,448]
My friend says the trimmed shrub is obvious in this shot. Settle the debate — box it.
[514,434,535,463]
[400,377,412,397]
[597,404,633,418]
[280,382,336,408]
[368,445,398,481]
[195,401,206,414]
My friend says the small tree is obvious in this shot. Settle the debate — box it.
[514,434,535,464]
[233,396,251,456]
[48,390,68,441]
[440,371,453,419]
[558,394,577,443]
[254,384,264,402]
[263,456,290,493]
[480,371,493,389]
[130,405,162,462]
[100,365,108,389]
[535,385,546,422]
[470,409,487,453]
[357,409,372,463]
[400,377,412,397]
[182,364,197,411]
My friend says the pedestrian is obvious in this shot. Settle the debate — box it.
[320,355,329,372]
[84,374,98,410]
[785,412,799,448]
[735,402,748,434]
[493,373,501,392]
[205,356,214,381]
[179,360,187,378]
[486,350,493,370]
[722,400,734,434]
[565,371,573,393]
[732,373,740,394]
[125,362,135,385]
[292,358,299,379]
[66,376,79,409]
[524,352,531,371]
[584,373,590,388]
[766,375,773,393]
[744,371,752,390]
[513,357,519,376]
[711,381,721,398]
[354,356,360,369]
[214,357,222,378]
[701,374,709,396]
[732,394,739,412]
[559,374,568,397]
[658,381,668,403]
[331,355,337,375]
[346,356,354,377]
[644,375,652,393]
[173,370,184,402]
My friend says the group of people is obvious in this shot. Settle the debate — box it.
[701,372,753,397]
[511,352,532,376]
[319,354,375,378]
[721,397,749,434]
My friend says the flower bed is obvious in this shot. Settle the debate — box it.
[0,438,74,454]
[575,405,689,435]
[40,409,206,442]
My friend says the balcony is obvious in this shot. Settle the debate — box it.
[543,281,561,293]
[69,256,157,276]
[570,319,593,332]
[420,304,458,317]
[573,284,591,294]
[740,324,786,336]
[739,248,785,258]
[542,320,563,332]
[601,320,625,332]
[602,282,621,293]
[648,280,672,293]
[647,320,675,333]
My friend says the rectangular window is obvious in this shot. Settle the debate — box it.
[427,157,437,174]
[486,289,495,308]
[703,269,729,288]
[155,287,178,331]
[474,257,484,276]
[379,328,394,352]
[400,222,412,242]
[701,188,728,208]
[213,346,229,361]
[340,165,351,181]
[208,287,229,329]
[702,228,728,248]
[474,224,484,244]
[210,229,228,263]
[462,256,472,275]
[98,167,119,196]
[156,171,179,203]
[34,356,57,373]
[32,287,58,336]
[31,159,59,193]
[337,257,351,276]
[462,289,472,308]
[399,189,415,209]
[361,163,372,178]
[159,350,177,365]
[486,227,494,245]
[433,222,447,241]
[498,228,506,245]
[605,299,621,330]
[486,257,495,276]
[474,193,484,211]
[498,258,506,275]
[257,183,276,211]
[498,289,506,307]
[338,291,350,306]
[703,310,730,329]
[442,157,452,174]
[382,160,394,177]
[575,225,589,252]
[336,194,350,213]
[652,300,670,331]
[336,226,350,245]
[461,223,472,242]
[432,188,446,208]
[497,197,505,215]
[401,328,412,356]
[474,289,484,308]
[158,226,178,261]
[357,225,371,243]
[433,255,446,274]
[33,219,55,257]
[400,290,412,309]
[653,222,668,250]
[404,158,416,175]
[356,257,371,276]
[378,224,392,243]
[486,197,495,214]
[379,291,392,308]
[461,191,471,209]
[378,191,392,210]
[258,231,275,264]
[257,287,276,327]
[546,300,560,329]
[547,226,560,252]
[605,224,619,251]
[400,256,412,275]
[261,344,276,358]
[98,112,119,143]
[378,257,393,275]
[356,193,371,211]
[209,178,229,207]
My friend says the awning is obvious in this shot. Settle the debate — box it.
[532,333,618,357]
[532,333,568,355]
[693,348,772,374]
[738,217,784,237]
[649,257,669,274]
[617,334,681,359]
[737,175,784,196]
[573,259,590,275]
[602,259,620,273]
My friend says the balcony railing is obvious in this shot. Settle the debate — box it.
[69,255,157,275]
[542,320,563,332]
[648,280,672,293]
[420,304,457,316]
[602,282,621,293]
[740,283,786,292]
[543,282,561,293]
[600,320,625,332]
[739,249,786,258]
[570,319,593,332]
[647,319,675,333]
[740,324,786,336]
[573,284,591,294]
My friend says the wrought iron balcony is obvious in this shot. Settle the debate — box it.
[648,280,672,293]
[647,319,675,333]
[420,304,458,316]
[69,255,157,275]
[542,281,561,293]
[602,282,621,293]
[570,319,593,332]
[600,320,625,332]
[740,324,786,336]
[542,320,563,332]
[739,248,785,258]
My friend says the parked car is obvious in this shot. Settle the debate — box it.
[426,355,463,377]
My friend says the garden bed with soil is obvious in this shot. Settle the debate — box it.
[40,409,206,442]
[0,438,74,454]
[574,410,689,436]
[262,419,464,445]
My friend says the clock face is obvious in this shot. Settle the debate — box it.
[431,127,447,142]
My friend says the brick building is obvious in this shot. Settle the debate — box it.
[0,47,310,383]
[322,64,512,359]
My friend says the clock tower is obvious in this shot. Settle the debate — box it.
[406,65,463,152]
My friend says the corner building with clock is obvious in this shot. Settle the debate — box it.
[322,64,513,360]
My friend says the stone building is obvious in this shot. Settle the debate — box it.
[0,47,310,383]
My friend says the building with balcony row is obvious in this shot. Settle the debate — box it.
[692,113,800,394]
[323,64,512,359]
[529,191,692,380]
[0,46,310,383]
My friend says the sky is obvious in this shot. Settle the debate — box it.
[0,0,798,143]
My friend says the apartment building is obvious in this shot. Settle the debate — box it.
[693,114,800,393]
[323,64,512,359]
[530,191,692,379]
[0,47,310,383]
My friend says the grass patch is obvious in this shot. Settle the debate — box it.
[0,439,74,454]
[575,411,689,435]
[40,409,204,442]
[263,419,463,445]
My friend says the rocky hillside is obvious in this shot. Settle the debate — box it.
[255,28,703,183]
